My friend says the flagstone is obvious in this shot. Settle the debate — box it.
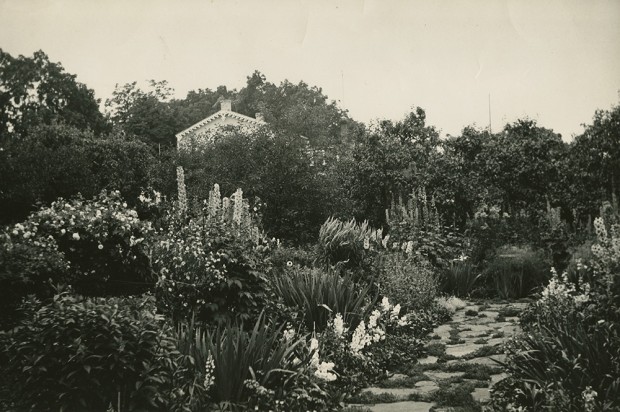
[369,401,434,412]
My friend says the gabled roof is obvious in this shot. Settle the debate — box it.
[175,109,266,140]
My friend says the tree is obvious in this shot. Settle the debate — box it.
[105,80,180,152]
[0,123,157,224]
[0,49,107,141]
[179,126,329,243]
[566,101,620,219]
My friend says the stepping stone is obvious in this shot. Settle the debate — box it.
[369,401,434,412]
[505,316,520,323]
[412,380,439,395]
[479,311,499,318]
[488,322,512,329]
[459,330,488,338]
[466,324,493,333]
[490,372,509,385]
[418,355,438,364]
[424,370,465,380]
[445,343,484,357]
[361,387,419,398]
[386,373,409,382]
[472,387,491,403]
[501,325,521,335]
[486,338,505,346]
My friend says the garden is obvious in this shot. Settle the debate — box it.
[1,49,619,411]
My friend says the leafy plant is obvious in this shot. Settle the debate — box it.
[316,217,383,275]
[375,252,439,312]
[441,258,480,297]
[1,293,179,411]
[482,245,550,299]
[271,266,376,332]
[175,314,330,411]
[154,183,273,325]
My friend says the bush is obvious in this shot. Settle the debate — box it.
[270,244,317,272]
[271,266,376,333]
[482,245,550,299]
[0,124,157,224]
[2,190,155,299]
[154,184,273,325]
[0,228,68,329]
[175,314,331,411]
[316,217,383,278]
[0,293,179,411]
[375,252,439,312]
[491,215,620,411]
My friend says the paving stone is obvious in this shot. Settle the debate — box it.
[472,387,491,403]
[413,380,439,394]
[505,316,520,323]
[490,373,509,385]
[459,330,489,338]
[418,355,438,364]
[386,373,409,382]
[479,311,499,318]
[424,370,465,380]
[501,324,521,335]
[466,324,493,333]
[445,343,484,357]
[486,338,505,346]
[368,401,434,412]
[488,322,512,329]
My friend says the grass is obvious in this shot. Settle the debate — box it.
[425,342,447,357]
[498,306,521,317]
[430,381,479,409]
[465,309,479,316]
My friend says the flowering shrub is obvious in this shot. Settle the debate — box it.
[316,217,383,279]
[270,266,375,332]
[3,190,154,297]
[491,214,620,410]
[0,293,179,411]
[154,183,273,324]
[0,227,68,329]
[375,252,439,312]
[174,314,333,411]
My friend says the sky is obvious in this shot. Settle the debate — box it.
[1,0,619,140]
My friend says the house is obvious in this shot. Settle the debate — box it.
[176,99,266,149]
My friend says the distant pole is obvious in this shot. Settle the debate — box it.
[488,93,492,134]
[341,70,345,106]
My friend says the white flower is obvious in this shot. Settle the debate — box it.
[315,361,337,381]
[60,229,66,235]
[203,355,215,390]
[363,237,370,250]
[405,241,413,254]
[286,261,293,267]
[283,325,296,341]
[391,304,401,320]
[333,313,346,337]
[381,297,392,312]
[72,233,80,240]
[98,244,104,250]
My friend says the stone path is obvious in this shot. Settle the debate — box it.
[350,300,528,412]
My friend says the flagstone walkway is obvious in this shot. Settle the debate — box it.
[350,300,528,412]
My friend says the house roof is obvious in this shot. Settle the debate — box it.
[175,109,266,140]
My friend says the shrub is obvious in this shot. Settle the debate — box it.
[3,190,155,297]
[154,184,273,324]
[375,252,439,312]
[271,266,376,332]
[0,124,157,224]
[270,244,317,272]
[0,228,68,329]
[0,293,179,411]
[316,217,383,276]
[492,215,620,410]
[175,314,331,411]
[482,245,550,299]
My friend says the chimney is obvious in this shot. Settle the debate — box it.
[255,112,265,122]
[220,99,232,111]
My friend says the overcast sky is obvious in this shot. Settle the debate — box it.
[1,0,619,139]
